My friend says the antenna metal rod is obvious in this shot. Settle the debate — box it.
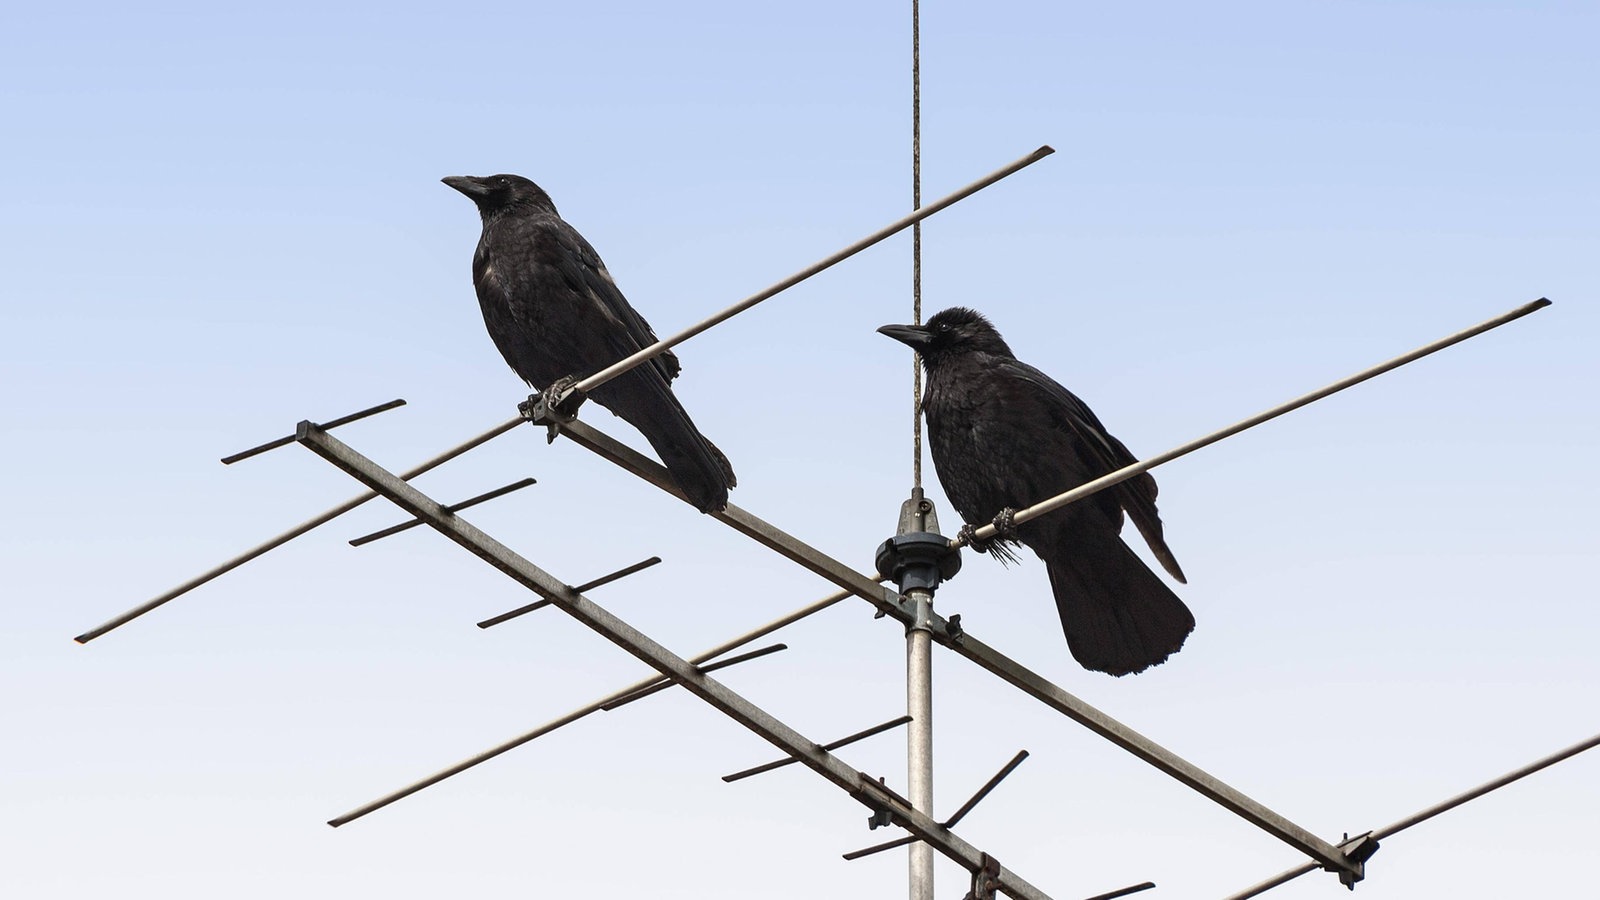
[74,416,525,643]
[724,715,915,782]
[957,298,1552,548]
[350,477,536,546]
[1370,730,1600,840]
[330,586,853,826]
[602,642,789,711]
[1082,883,1155,900]
[844,749,1030,861]
[571,145,1055,396]
[945,750,1030,828]
[551,415,1363,881]
[844,833,918,861]
[295,424,1054,900]
[221,398,406,465]
[476,556,662,628]
[1222,730,1600,900]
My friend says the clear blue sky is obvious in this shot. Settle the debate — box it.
[4,2,1596,898]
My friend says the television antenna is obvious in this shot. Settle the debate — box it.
[72,4,1590,898]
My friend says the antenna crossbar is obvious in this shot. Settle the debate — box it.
[548,416,1365,882]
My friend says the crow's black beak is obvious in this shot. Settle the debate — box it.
[442,175,489,199]
[877,323,933,349]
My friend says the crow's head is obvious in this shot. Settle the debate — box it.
[878,306,1014,365]
[442,174,556,218]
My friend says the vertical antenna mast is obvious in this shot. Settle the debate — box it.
[907,4,935,899]
[911,0,924,495]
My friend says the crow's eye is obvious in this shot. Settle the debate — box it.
[498,177,509,186]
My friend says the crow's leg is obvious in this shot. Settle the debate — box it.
[518,376,590,444]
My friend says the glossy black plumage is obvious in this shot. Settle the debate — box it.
[443,174,735,512]
[879,307,1193,675]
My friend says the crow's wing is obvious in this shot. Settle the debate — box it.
[994,357,1186,583]
[542,218,681,384]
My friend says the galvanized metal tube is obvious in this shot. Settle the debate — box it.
[296,424,1055,900]
[571,145,1054,396]
[956,297,1552,549]
[907,588,936,900]
[330,587,854,826]
[74,416,525,643]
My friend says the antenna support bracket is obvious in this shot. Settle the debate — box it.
[1331,832,1380,889]
[966,852,1002,900]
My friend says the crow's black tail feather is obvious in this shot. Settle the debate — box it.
[1037,522,1194,676]
[594,370,735,513]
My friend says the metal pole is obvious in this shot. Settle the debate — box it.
[74,416,525,643]
[901,488,938,900]
[294,423,1054,900]
[956,298,1551,548]
[570,145,1054,396]
[908,8,930,897]
[1221,731,1600,900]
[907,592,935,900]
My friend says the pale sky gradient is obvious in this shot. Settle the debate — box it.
[4,2,1597,898]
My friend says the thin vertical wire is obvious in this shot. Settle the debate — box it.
[911,0,923,493]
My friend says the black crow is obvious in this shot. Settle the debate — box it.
[443,174,735,512]
[879,307,1192,675]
